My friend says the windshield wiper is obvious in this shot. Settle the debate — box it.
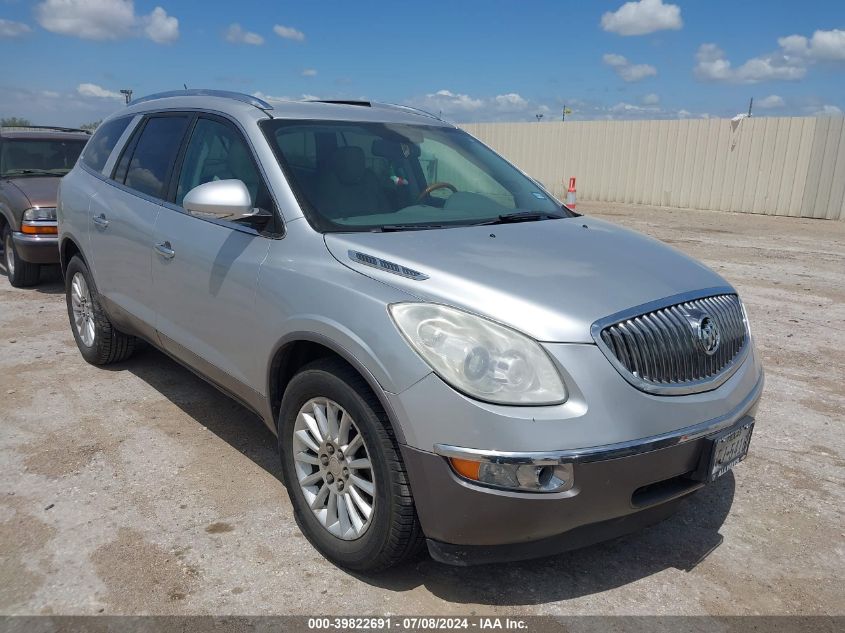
[474,211,565,226]
[375,224,448,232]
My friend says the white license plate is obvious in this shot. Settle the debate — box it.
[707,422,754,481]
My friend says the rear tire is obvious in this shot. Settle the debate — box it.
[279,358,424,572]
[65,255,136,365]
[2,224,40,287]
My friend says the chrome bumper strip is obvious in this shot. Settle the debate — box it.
[434,371,764,466]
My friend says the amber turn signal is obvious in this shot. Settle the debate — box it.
[449,457,481,481]
[21,224,58,235]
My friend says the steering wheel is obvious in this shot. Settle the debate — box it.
[417,182,457,202]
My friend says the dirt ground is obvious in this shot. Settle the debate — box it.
[0,202,843,616]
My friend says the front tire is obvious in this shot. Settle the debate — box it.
[2,224,40,287]
[279,358,424,572]
[65,255,136,365]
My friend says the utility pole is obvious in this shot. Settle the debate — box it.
[120,89,133,105]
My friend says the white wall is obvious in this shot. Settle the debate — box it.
[462,116,845,221]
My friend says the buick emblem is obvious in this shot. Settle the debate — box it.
[684,309,721,356]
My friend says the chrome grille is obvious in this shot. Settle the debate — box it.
[595,293,748,395]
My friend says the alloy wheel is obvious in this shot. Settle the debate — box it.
[292,397,376,540]
[70,272,95,347]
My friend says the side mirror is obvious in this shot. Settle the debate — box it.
[183,179,255,221]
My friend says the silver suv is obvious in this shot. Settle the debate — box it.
[58,90,763,570]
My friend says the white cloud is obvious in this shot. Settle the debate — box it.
[77,83,122,99]
[253,92,290,104]
[407,89,550,122]
[695,30,845,84]
[273,24,305,41]
[694,42,806,83]
[0,19,32,38]
[143,6,178,43]
[424,89,484,112]
[0,86,124,127]
[603,53,657,82]
[35,0,179,43]
[253,91,324,104]
[493,93,528,109]
[301,68,318,77]
[642,93,660,105]
[225,23,264,46]
[601,0,682,36]
[757,94,785,109]
[810,104,843,117]
[610,102,658,114]
[778,29,845,61]
[561,98,705,121]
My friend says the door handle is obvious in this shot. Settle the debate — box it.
[154,241,175,260]
[93,213,109,228]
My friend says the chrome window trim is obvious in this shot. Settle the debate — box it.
[590,286,749,396]
[435,372,763,465]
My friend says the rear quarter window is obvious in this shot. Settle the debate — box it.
[81,117,132,173]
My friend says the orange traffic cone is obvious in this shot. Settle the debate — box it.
[566,177,576,210]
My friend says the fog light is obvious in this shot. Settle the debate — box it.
[449,457,574,493]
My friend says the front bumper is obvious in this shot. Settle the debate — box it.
[400,372,762,565]
[11,231,59,264]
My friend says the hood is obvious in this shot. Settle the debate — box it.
[3,177,60,209]
[324,217,731,343]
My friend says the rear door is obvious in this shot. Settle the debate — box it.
[88,113,191,336]
[151,114,279,403]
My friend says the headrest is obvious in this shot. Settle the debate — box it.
[372,138,421,160]
[331,146,366,185]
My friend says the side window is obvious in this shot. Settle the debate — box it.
[175,118,274,215]
[119,116,190,199]
[81,116,132,172]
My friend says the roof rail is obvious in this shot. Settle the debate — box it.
[305,99,444,122]
[380,103,443,122]
[0,125,91,134]
[129,89,274,110]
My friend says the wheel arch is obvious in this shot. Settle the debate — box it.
[267,332,408,444]
[59,233,85,278]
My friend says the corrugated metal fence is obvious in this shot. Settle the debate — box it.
[462,116,845,220]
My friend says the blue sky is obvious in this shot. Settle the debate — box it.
[1,0,843,126]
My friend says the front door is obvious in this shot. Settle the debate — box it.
[151,115,277,402]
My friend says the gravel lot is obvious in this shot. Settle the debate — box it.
[1,202,843,616]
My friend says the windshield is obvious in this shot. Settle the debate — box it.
[261,120,572,232]
[0,139,87,177]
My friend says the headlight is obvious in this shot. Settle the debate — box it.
[389,303,566,405]
[22,207,57,222]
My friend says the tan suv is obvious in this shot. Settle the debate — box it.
[0,126,89,287]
